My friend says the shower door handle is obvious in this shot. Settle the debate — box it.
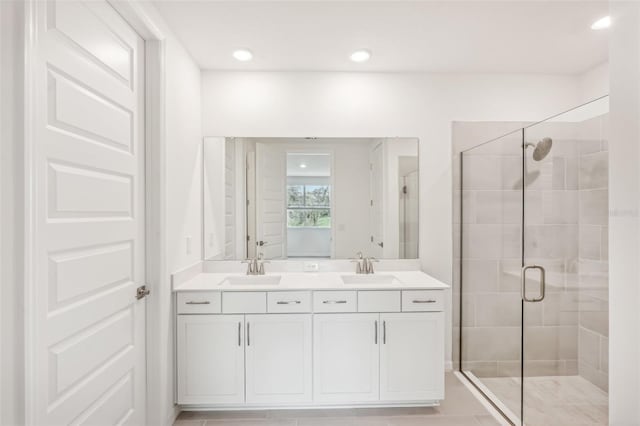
[521,265,546,303]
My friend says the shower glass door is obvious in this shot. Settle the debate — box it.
[459,129,525,422]
[522,98,609,426]
[460,97,609,426]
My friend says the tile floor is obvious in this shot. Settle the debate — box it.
[480,375,608,426]
[174,373,501,426]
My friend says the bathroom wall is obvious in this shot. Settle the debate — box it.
[579,62,609,104]
[577,116,609,391]
[132,3,204,425]
[201,71,585,365]
[1,2,25,424]
[166,42,203,273]
[161,34,203,426]
[609,2,640,421]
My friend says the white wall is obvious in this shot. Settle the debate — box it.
[166,45,203,273]
[203,136,227,260]
[288,228,332,257]
[201,71,583,364]
[609,2,640,424]
[579,62,609,104]
[1,2,24,424]
[161,31,203,426]
[132,4,203,425]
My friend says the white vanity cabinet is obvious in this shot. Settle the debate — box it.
[313,312,445,404]
[379,312,444,401]
[313,313,380,403]
[175,286,446,408]
[176,315,245,405]
[245,314,312,404]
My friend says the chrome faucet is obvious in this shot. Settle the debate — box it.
[364,256,379,274]
[351,252,365,274]
[351,252,379,274]
[242,253,269,275]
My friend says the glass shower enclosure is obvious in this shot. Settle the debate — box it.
[457,97,609,425]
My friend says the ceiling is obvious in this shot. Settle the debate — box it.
[153,1,609,74]
[287,153,331,177]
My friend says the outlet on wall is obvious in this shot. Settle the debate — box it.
[303,261,319,272]
[185,236,192,255]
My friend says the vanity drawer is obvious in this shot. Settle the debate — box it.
[177,292,221,314]
[223,292,267,314]
[358,290,400,312]
[402,290,444,312]
[267,291,312,313]
[313,291,357,313]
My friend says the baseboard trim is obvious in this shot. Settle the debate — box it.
[178,401,441,411]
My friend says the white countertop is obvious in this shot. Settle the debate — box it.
[173,271,449,292]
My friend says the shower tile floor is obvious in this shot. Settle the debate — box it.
[480,375,608,426]
[174,373,502,426]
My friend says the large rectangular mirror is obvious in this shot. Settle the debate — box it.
[203,137,419,260]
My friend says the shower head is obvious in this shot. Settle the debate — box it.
[525,137,553,161]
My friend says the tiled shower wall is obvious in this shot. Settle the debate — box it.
[577,117,609,391]
[453,116,609,390]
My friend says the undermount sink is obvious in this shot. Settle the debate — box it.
[341,274,398,285]
[223,275,282,286]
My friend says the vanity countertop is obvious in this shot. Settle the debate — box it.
[173,270,449,292]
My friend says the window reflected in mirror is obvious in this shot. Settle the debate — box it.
[286,153,332,258]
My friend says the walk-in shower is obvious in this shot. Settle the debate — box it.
[455,97,609,426]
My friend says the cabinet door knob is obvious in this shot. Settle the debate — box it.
[383,320,386,345]
[238,321,241,347]
[247,322,250,346]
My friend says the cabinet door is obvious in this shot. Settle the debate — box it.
[380,312,444,401]
[245,314,312,404]
[177,315,244,404]
[313,313,380,403]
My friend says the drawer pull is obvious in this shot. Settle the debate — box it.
[322,300,347,304]
[412,299,436,304]
[238,321,241,347]
[276,300,301,305]
[185,301,211,305]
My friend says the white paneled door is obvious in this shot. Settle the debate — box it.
[29,0,146,424]
[255,143,286,259]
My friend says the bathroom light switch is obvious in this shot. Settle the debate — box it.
[186,236,192,255]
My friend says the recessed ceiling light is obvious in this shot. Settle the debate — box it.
[591,16,611,30]
[350,49,371,63]
[232,49,253,61]
[299,163,307,169]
